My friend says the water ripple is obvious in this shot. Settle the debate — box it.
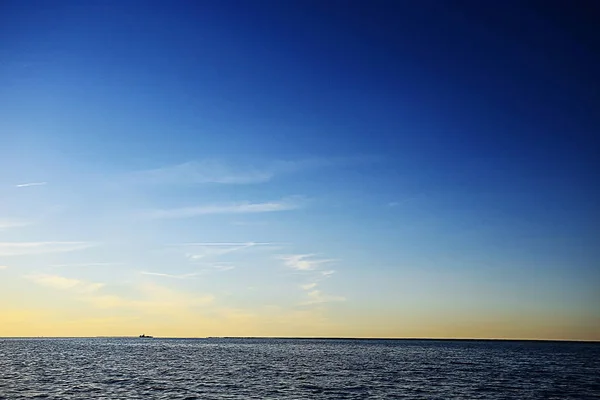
[0,338,598,399]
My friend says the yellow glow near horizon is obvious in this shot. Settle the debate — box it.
[2,298,598,341]
[1,268,599,341]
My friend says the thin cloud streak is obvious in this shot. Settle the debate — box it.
[300,282,317,290]
[183,242,275,260]
[282,254,337,271]
[205,264,235,272]
[209,264,235,271]
[0,219,31,229]
[295,266,343,305]
[49,262,123,268]
[129,156,378,186]
[25,274,104,294]
[15,182,47,187]
[0,265,8,270]
[131,160,273,185]
[289,254,343,305]
[145,198,305,219]
[86,283,215,312]
[0,242,96,256]
[387,197,420,207]
[140,271,204,279]
[301,290,346,305]
[172,242,276,247]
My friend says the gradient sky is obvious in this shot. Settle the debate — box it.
[1,0,598,339]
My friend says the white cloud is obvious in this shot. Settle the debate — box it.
[15,182,47,188]
[302,289,346,305]
[387,197,419,207]
[86,295,128,309]
[86,283,215,312]
[295,269,343,305]
[0,265,8,270]
[182,242,274,260]
[140,271,204,279]
[129,157,374,186]
[145,197,305,219]
[49,262,123,268]
[211,265,235,271]
[282,254,337,271]
[230,220,269,226]
[300,282,317,290]
[289,257,343,305]
[176,242,274,246]
[0,219,30,229]
[25,274,104,294]
[0,242,96,256]
[140,262,234,279]
[131,160,273,185]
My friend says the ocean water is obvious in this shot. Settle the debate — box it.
[0,338,598,399]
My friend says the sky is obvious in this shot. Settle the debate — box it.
[0,0,598,340]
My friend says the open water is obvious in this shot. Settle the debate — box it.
[0,338,598,399]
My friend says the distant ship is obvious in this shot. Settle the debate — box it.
[139,334,153,338]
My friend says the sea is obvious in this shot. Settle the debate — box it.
[0,338,598,399]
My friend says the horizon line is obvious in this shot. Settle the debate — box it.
[0,336,598,343]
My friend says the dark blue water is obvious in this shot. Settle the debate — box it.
[0,338,598,399]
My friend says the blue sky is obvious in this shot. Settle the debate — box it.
[0,1,598,338]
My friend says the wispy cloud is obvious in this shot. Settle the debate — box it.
[0,265,8,270]
[25,274,104,294]
[387,197,420,207]
[139,263,235,280]
[300,282,317,290]
[175,242,275,247]
[282,254,337,271]
[181,242,276,260]
[131,160,273,185]
[129,157,376,186]
[301,289,346,305]
[230,220,269,227]
[0,219,31,230]
[210,264,235,271]
[0,242,96,256]
[49,262,123,268]
[144,197,305,219]
[290,256,343,305]
[86,283,215,312]
[15,182,47,188]
[140,271,204,279]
